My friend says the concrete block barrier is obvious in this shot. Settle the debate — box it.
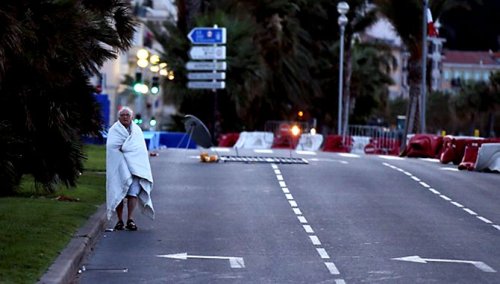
[458,143,480,170]
[364,137,400,156]
[295,134,324,151]
[322,135,352,152]
[233,131,274,149]
[475,143,500,172]
[218,132,240,147]
[403,134,443,158]
[440,136,481,164]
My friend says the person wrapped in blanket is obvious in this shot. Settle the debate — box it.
[106,106,154,231]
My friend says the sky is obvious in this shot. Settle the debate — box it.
[440,0,500,51]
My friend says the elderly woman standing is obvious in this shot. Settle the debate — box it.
[106,106,154,231]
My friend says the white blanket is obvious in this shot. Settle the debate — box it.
[106,121,154,220]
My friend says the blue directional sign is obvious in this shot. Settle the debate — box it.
[187,27,226,44]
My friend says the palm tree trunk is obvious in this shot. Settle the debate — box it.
[401,58,422,152]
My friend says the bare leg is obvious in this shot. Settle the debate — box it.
[113,200,126,230]
[127,196,138,221]
[116,200,124,221]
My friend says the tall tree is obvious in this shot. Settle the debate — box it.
[0,0,136,194]
[338,0,384,135]
[153,0,400,137]
[452,81,490,135]
[349,41,396,124]
[373,0,478,143]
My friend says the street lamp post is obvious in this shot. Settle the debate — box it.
[421,0,428,133]
[337,2,349,137]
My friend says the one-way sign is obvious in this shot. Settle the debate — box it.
[187,27,226,45]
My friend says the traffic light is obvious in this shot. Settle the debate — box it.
[133,113,143,124]
[133,71,143,93]
[150,76,160,94]
[149,116,157,127]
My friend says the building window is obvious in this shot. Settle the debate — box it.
[474,71,481,81]
[444,70,451,80]
[464,71,471,80]
[483,72,490,81]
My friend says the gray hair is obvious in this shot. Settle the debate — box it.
[117,106,134,117]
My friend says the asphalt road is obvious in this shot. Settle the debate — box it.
[75,148,500,283]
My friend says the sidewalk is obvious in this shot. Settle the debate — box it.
[37,204,108,284]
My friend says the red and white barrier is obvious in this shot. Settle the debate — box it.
[458,143,480,171]
[295,134,324,151]
[402,134,443,158]
[233,131,274,149]
[474,143,500,172]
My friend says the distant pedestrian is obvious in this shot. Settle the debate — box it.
[106,106,154,231]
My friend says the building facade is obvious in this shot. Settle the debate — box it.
[440,50,500,90]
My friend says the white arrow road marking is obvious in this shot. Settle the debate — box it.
[393,255,496,273]
[158,253,245,268]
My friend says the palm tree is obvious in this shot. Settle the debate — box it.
[452,81,490,134]
[155,0,317,131]
[374,0,479,151]
[489,71,500,136]
[339,0,382,136]
[349,41,396,124]
[0,0,136,194]
[152,0,405,136]
[374,0,428,146]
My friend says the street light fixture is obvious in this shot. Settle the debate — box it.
[136,48,150,68]
[337,1,349,137]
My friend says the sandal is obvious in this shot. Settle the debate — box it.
[114,220,124,231]
[126,219,137,231]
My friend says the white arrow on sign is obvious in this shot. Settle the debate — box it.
[187,27,226,44]
[186,61,227,71]
[393,255,496,273]
[157,253,245,268]
[189,46,226,60]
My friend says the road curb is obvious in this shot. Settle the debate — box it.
[37,204,108,284]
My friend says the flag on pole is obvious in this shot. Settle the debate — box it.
[427,8,439,37]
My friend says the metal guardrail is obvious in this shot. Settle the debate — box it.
[348,125,402,155]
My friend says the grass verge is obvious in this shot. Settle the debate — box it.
[0,144,106,284]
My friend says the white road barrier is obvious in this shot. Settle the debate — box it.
[295,134,324,151]
[233,131,274,149]
[475,143,500,172]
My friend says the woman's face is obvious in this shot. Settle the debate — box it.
[119,111,132,128]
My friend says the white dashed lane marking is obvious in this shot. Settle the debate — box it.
[316,248,330,259]
[325,262,341,275]
[383,162,500,232]
[298,216,308,224]
[303,225,314,233]
[270,163,344,280]
[310,235,322,245]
